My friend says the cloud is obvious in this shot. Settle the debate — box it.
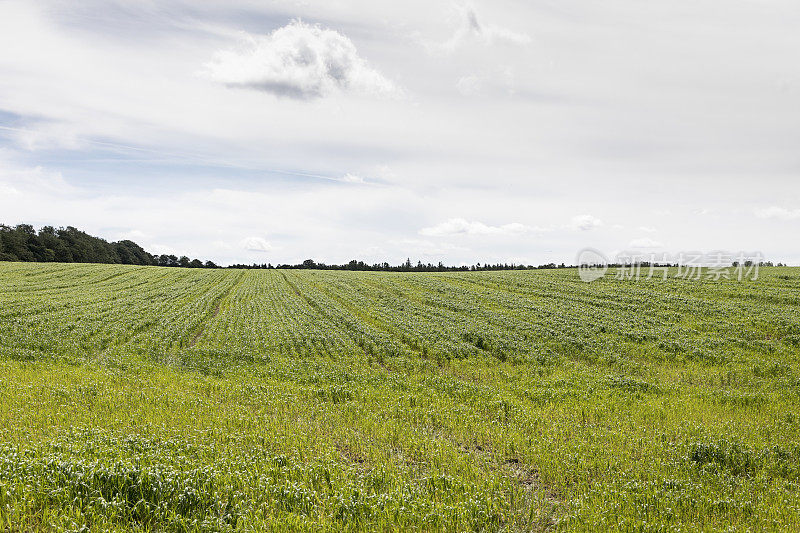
[0,184,20,196]
[392,238,468,256]
[0,156,74,195]
[6,123,85,151]
[341,173,365,184]
[456,75,482,96]
[570,214,603,231]
[455,67,521,98]
[628,237,664,249]
[116,229,149,242]
[241,236,273,252]
[639,226,657,233]
[754,206,800,221]
[203,20,400,100]
[434,7,531,53]
[419,218,544,237]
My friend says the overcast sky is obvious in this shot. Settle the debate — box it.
[1,0,798,266]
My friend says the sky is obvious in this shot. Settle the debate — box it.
[0,0,798,266]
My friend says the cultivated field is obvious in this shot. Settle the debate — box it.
[1,263,800,531]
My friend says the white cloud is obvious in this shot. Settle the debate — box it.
[0,155,74,195]
[341,173,365,184]
[639,225,657,233]
[392,238,468,256]
[116,229,149,242]
[7,123,85,151]
[241,236,273,252]
[0,184,20,197]
[570,214,603,231]
[147,243,180,256]
[203,20,400,100]
[435,7,531,53]
[456,75,482,96]
[754,206,800,221]
[628,237,664,249]
[454,67,527,98]
[419,218,544,237]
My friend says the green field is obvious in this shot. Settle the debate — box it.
[1,262,800,531]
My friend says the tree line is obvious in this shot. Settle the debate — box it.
[0,224,217,268]
[2,223,783,271]
[228,258,573,272]
[1,224,573,271]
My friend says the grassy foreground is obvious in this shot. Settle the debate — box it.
[1,263,800,531]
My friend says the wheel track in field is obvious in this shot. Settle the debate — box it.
[100,268,215,355]
[279,270,419,357]
[354,275,548,359]
[185,270,247,348]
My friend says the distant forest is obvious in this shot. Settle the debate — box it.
[230,259,572,272]
[2,223,781,272]
[0,224,218,268]
[0,223,569,271]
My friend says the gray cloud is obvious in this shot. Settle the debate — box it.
[203,20,400,99]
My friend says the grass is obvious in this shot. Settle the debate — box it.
[1,262,799,531]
